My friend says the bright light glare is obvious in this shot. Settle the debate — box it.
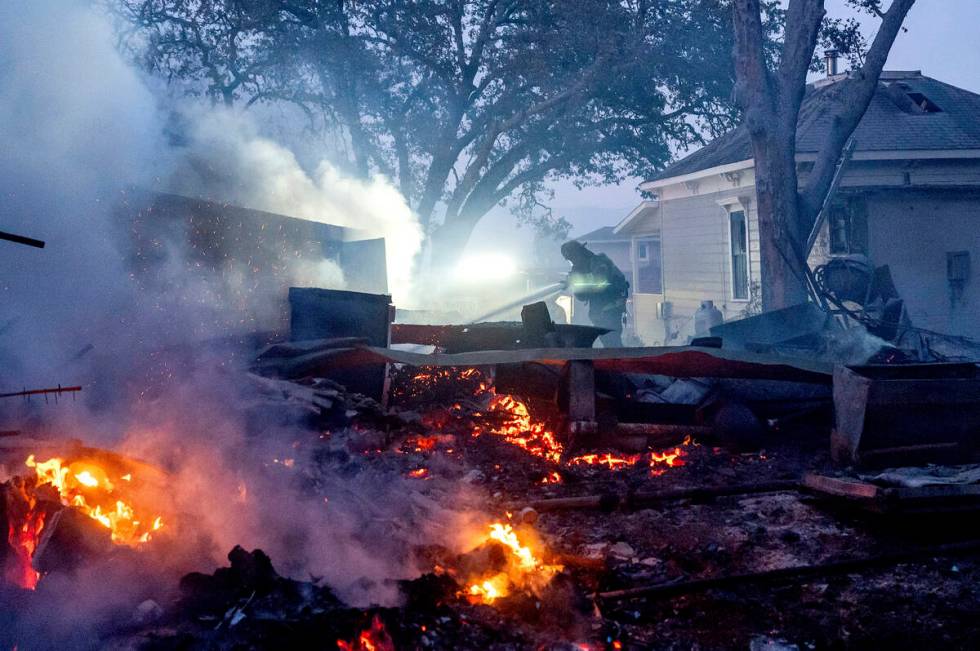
[455,252,518,284]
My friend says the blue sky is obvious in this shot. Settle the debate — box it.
[471,0,980,257]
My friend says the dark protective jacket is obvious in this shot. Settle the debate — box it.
[567,252,629,330]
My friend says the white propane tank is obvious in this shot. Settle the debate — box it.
[694,300,724,336]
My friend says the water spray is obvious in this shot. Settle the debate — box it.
[467,282,566,324]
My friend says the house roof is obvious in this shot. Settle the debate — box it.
[646,71,980,184]
[576,226,629,242]
[613,200,659,235]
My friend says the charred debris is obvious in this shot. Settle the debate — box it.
[3,284,980,650]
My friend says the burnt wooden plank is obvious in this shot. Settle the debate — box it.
[802,473,882,500]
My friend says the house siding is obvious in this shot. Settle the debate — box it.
[661,189,760,343]
[630,182,761,345]
[866,193,980,336]
[622,157,980,346]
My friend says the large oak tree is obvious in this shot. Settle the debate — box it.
[116,0,744,268]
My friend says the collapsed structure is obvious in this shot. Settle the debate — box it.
[4,233,980,647]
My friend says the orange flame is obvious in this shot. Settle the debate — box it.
[567,436,693,474]
[3,480,46,589]
[567,453,642,470]
[476,387,694,480]
[465,522,563,604]
[648,435,693,476]
[337,615,394,651]
[408,435,438,452]
[25,455,165,546]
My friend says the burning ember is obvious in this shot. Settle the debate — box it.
[648,437,692,476]
[3,451,170,590]
[568,453,641,470]
[408,435,438,452]
[472,381,694,478]
[25,455,165,546]
[337,615,395,651]
[399,368,692,479]
[465,522,563,604]
[568,437,691,475]
[479,394,564,463]
[4,476,48,589]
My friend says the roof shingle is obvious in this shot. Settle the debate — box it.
[648,72,980,182]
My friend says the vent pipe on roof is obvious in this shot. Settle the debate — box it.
[824,49,839,77]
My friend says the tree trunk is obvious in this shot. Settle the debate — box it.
[751,133,810,311]
[733,0,916,312]
[427,214,482,273]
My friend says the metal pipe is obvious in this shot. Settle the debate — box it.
[0,230,45,249]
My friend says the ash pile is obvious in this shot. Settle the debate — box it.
[3,286,980,650]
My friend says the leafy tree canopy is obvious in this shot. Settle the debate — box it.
[115,0,748,263]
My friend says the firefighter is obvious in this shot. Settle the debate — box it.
[560,240,629,347]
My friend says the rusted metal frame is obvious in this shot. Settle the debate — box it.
[0,385,82,401]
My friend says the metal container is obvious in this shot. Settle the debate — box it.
[288,287,393,400]
[832,362,980,466]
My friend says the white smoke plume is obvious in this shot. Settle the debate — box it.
[166,107,423,306]
[0,0,165,385]
[0,0,423,378]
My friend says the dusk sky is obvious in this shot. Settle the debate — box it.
[471,0,980,257]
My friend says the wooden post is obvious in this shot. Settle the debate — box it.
[565,360,597,437]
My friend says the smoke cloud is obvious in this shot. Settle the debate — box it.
[0,0,422,381]
[0,0,451,632]
[0,0,165,385]
[166,107,423,306]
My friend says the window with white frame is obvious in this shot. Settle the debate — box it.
[637,241,650,262]
[634,237,662,294]
[728,209,749,300]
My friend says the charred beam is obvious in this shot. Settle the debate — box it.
[598,539,980,602]
[520,480,800,513]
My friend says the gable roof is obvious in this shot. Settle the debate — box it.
[613,200,659,235]
[646,71,980,184]
[576,226,629,242]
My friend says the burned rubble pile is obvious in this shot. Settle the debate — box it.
[3,291,980,650]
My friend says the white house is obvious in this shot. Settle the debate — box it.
[615,70,980,345]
